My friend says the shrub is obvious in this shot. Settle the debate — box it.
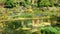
[4,0,17,8]
[39,0,51,7]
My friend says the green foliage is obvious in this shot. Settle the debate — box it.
[5,0,17,8]
[1,0,59,8]
[39,0,51,7]
[2,21,23,34]
[0,0,60,34]
[39,26,60,34]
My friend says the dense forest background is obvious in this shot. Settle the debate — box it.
[0,0,60,7]
[0,0,60,34]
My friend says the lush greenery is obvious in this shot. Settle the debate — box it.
[0,0,60,34]
[0,0,60,8]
